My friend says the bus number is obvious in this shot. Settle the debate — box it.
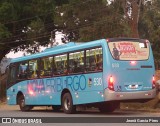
[112,63,119,68]
[94,78,102,86]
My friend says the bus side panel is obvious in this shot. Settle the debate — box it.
[7,81,37,105]
[72,91,104,105]
[70,73,104,105]
[24,79,61,105]
[7,90,17,105]
[7,72,105,106]
[25,73,105,106]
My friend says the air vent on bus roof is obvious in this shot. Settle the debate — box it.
[44,42,76,52]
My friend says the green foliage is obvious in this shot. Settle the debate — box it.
[0,0,57,61]
[0,0,160,64]
[55,0,160,66]
[0,2,14,22]
[139,0,160,61]
[0,23,11,39]
[27,18,46,42]
[55,0,131,42]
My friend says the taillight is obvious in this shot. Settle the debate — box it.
[108,76,114,91]
[152,76,156,89]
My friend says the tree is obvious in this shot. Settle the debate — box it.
[0,57,11,75]
[0,0,56,61]
[138,0,160,67]
[1,0,160,65]
[55,0,131,42]
[119,0,143,38]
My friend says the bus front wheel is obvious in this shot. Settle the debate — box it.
[62,93,76,114]
[18,95,33,111]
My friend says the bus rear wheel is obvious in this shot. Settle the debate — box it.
[98,101,120,113]
[62,93,76,114]
[18,95,33,111]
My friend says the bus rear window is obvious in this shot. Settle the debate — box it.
[108,41,149,60]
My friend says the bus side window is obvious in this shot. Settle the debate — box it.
[69,51,84,74]
[55,54,68,75]
[28,59,39,78]
[7,64,18,86]
[96,48,103,71]
[54,55,60,75]
[86,47,103,72]
[86,49,96,72]
[69,53,74,73]
[86,50,90,72]
[40,57,53,77]
[17,61,28,79]
[52,57,58,75]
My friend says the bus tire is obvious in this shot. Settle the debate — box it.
[18,95,33,111]
[99,102,120,113]
[62,93,76,114]
[52,105,61,111]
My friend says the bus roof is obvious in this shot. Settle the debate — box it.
[11,39,105,63]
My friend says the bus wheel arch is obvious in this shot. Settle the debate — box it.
[16,92,33,111]
[16,91,23,105]
[61,89,76,114]
[61,88,70,101]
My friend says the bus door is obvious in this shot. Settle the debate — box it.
[7,64,18,104]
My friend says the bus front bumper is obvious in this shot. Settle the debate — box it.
[104,88,156,101]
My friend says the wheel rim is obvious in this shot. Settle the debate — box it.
[64,98,70,110]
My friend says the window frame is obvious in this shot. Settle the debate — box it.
[53,53,68,76]
[7,63,18,88]
[17,61,29,81]
[68,50,85,75]
[7,46,103,83]
[40,56,54,78]
[28,58,41,79]
[85,46,103,73]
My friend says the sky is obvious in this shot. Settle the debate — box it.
[6,32,63,59]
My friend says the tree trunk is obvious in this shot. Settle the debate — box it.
[129,0,141,38]
[0,49,10,63]
[123,0,142,38]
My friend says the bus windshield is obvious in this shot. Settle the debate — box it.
[108,41,149,60]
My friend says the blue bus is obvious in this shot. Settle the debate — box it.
[6,38,156,114]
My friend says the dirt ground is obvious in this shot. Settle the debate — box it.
[155,70,160,81]
[0,102,53,111]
